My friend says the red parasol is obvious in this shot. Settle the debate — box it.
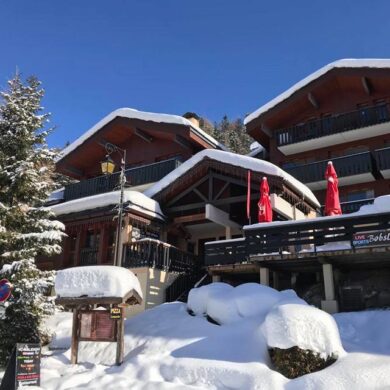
[325,161,342,216]
[258,177,273,222]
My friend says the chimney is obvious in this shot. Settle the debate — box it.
[182,112,200,128]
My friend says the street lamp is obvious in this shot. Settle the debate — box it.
[101,143,127,267]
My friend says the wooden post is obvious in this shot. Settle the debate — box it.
[115,307,125,365]
[71,309,79,364]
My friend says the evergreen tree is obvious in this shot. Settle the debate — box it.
[0,74,64,365]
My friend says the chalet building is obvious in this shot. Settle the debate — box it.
[205,59,390,314]
[245,59,390,214]
[42,107,319,315]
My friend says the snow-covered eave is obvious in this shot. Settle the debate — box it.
[145,149,320,208]
[57,108,227,162]
[244,209,389,231]
[244,58,390,126]
[49,190,165,221]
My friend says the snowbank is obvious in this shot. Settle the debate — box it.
[262,304,345,357]
[50,189,164,220]
[145,149,320,208]
[55,266,143,299]
[41,304,390,389]
[188,283,304,324]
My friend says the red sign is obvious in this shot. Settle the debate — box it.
[0,279,12,303]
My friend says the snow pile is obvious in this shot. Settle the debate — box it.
[55,266,143,299]
[50,189,164,220]
[355,195,390,215]
[187,282,233,316]
[188,283,305,324]
[145,149,320,208]
[262,304,345,357]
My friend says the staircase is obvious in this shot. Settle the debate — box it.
[166,272,211,303]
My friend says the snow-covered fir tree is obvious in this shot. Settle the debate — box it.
[0,74,65,365]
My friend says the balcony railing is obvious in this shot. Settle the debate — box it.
[122,239,199,273]
[79,247,98,266]
[285,151,374,185]
[276,104,390,147]
[375,147,390,172]
[205,210,390,266]
[63,158,182,201]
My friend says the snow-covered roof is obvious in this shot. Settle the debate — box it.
[58,108,227,161]
[145,149,320,208]
[55,266,143,299]
[49,190,165,220]
[245,58,390,125]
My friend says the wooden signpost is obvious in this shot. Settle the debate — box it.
[0,343,41,390]
[56,289,141,366]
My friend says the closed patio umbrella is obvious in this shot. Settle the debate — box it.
[258,177,273,223]
[325,161,342,216]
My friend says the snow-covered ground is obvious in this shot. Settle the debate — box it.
[40,300,390,389]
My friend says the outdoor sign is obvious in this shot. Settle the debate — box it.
[79,311,116,342]
[110,307,122,320]
[352,230,390,248]
[0,343,40,390]
[0,279,12,303]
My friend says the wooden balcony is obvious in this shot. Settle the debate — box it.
[375,146,390,179]
[205,210,390,267]
[285,151,376,190]
[276,104,390,155]
[63,158,182,201]
[122,239,199,273]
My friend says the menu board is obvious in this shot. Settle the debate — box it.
[79,311,116,341]
[15,343,41,388]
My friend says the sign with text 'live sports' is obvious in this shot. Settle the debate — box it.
[352,230,390,248]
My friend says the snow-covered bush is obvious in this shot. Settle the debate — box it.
[262,304,344,378]
[188,283,304,325]
[0,259,56,365]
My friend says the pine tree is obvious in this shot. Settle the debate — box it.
[0,74,64,365]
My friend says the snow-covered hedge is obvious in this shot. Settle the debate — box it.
[188,283,305,324]
[262,303,344,358]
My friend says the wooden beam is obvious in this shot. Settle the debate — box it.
[71,309,79,364]
[174,134,193,150]
[208,175,213,201]
[166,176,209,207]
[173,213,206,224]
[214,182,229,200]
[167,193,258,213]
[61,165,84,177]
[135,128,153,143]
[193,188,208,202]
[212,172,247,188]
[116,308,125,365]
[307,92,319,109]
[361,77,372,95]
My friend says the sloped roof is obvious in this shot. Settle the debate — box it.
[145,149,320,208]
[58,107,227,162]
[244,59,390,125]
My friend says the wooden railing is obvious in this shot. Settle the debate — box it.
[205,211,390,266]
[122,239,199,273]
[64,158,182,201]
[79,247,98,266]
[375,146,390,171]
[276,103,390,147]
[285,151,374,184]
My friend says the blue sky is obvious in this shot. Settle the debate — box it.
[1,0,390,148]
